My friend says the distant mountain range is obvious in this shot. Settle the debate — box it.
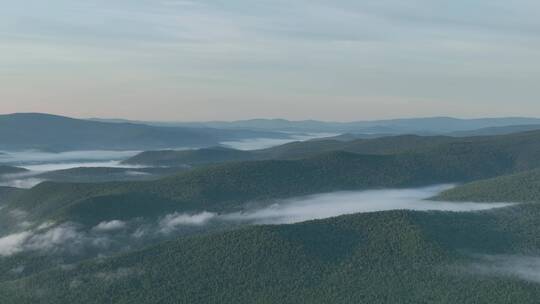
[0,113,283,152]
[2,113,540,153]
[93,116,540,134]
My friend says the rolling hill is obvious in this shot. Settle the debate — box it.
[435,169,540,203]
[124,130,540,175]
[0,139,525,231]
[125,147,257,167]
[0,166,28,176]
[123,134,462,166]
[1,204,539,304]
[35,167,188,183]
[5,128,540,232]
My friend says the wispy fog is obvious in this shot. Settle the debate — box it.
[0,177,45,189]
[221,132,339,150]
[159,212,217,234]
[0,150,139,164]
[93,220,127,232]
[224,185,515,224]
[468,255,540,284]
[0,150,143,172]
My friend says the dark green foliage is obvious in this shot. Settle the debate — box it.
[0,187,25,205]
[0,166,28,176]
[3,149,506,227]
[123,134,460,166]
[2,205,540,304]
[436,169,540,203]
[3,137,534,228]
[124,147,257,167]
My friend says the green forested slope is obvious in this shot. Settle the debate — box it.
[0,187,24,205]
[1,204,539,304]
[2,147,516,227]
[436,169,540,203]
[35,167,187,183]
[123,130,540,179]
[124,147,257,167]
[0,166,28,176]
[123,134,460,166]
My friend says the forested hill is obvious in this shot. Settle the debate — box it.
[124,129,540,169]
[1,148,520,227]
[123,134,460,166]
[0,187,24,205]
[7,129,540,228]
[3,204,539,304]
[435,169,540,203]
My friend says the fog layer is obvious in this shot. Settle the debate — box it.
[224,185,515,224]
[0,185,516,258]
[221,132,339,150]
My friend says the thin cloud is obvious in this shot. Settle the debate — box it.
[93,220,127,232]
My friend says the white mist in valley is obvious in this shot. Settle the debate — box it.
[0,150,146,188]
[224,185,516,224]
[0,150,144,171]
[0,150,140,164]
[0,185,517,258]
[19,161,144,172]
[221,132,339,150]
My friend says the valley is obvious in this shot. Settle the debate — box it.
[1,115,540,303]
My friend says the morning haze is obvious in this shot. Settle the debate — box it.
[2,0,540,121]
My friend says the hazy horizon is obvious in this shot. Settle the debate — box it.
[2,1,539,121]
[3,111,540,124]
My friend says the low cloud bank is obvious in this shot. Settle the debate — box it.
[468,255,540,283]
[221,132,339,150]
[224,185,515,224]
[0,223,112,257]
[0,212,219,257]
[0,150,147,188]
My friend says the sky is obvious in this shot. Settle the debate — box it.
[1,0,539,121]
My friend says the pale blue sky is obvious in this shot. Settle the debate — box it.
[1,0,539,121]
